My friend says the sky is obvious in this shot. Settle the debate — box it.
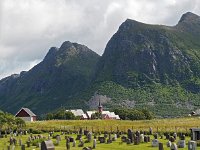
[0,0,200,79]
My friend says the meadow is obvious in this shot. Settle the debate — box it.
[0,117,199,150]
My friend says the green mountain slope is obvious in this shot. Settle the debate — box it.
[0,41,100,114]
[95,12,200,89]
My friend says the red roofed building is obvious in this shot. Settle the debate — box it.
[15,108,37,122]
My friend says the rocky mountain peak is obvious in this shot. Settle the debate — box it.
[178,12,200,24]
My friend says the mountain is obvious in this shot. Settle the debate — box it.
[0,41,100,114]
[92,12,200,116]
[1,12,200,117]
[95,12,200,88]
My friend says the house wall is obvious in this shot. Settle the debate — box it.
[18,117,32,122]
[32,116,37,121]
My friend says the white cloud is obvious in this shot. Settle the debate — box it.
[0,0,200,79]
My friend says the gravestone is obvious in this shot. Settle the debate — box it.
[69,137,74,142]
[136,131,140,137]
[84,130,89,136]
[140,134,144,143]
[126,138,131,144]
[79,128,83,135]
[121,136,127,142]
[93,139,96,149]
[19,139,22,146]
[56,135,61,145]
[21,145,25,150]
[188,141,197,150]
[113,134,117,141]
[72,139,76,147]
[98,137,106,143]
[82,147,92,150]
[170,143,178,150]
[154,133,158,139]
[152,139,159,147]
[66,137,70,150]
[166,141,172,147]
[76,135,82,140]
[178,140,185,148]
[166,134,170,140]
[173,133,177,140]
[180,134,185,140]
[170,137,175,142]
[149,127,153,135]
[41,140,55,150]
[27,141,30,147]
[127,129,133,143]
[147,136,150,142]
[87,132,92,142]
[144,136,148,143]
[159,143,164,150]
[134,136,140,145]
[78,140,84,147]
[7,145,10,150]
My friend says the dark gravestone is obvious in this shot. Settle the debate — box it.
[126,138,131,144]
[7,146,10,150]
[117,133,121,138]
[66,138,70,150]
[170,137,175,142]
[134,136,140,145]
[41,140,55,150]
[84,130,89,136]
[98,137,106,143]
[121,136,127,142]
[27,141,30,147]
[79,128,83,135]
[69,137,74,142]
[147,136,150,142]
[127,129,133,143]
[180,135,185,140]
[166,134,170,140]
[135,131,140,137]
[21,145,25,150]
[76,135,82,140]
[144,136,148,143]
[159,143,164,150]
[78,140,84,147]
[154,133,158,139]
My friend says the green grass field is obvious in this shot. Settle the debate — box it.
[0,133,190,150]
[1,117,199,150]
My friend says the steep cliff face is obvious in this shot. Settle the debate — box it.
[95,12,200,89]
[0,41,100,114]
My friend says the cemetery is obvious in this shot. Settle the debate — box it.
[0,118,200,150]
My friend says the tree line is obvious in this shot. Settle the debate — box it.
[113,108,154,120]
[0,110,25,131]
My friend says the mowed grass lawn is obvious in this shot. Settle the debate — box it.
[0,117,199,150]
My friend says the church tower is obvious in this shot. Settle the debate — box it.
[98,98,103,113]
